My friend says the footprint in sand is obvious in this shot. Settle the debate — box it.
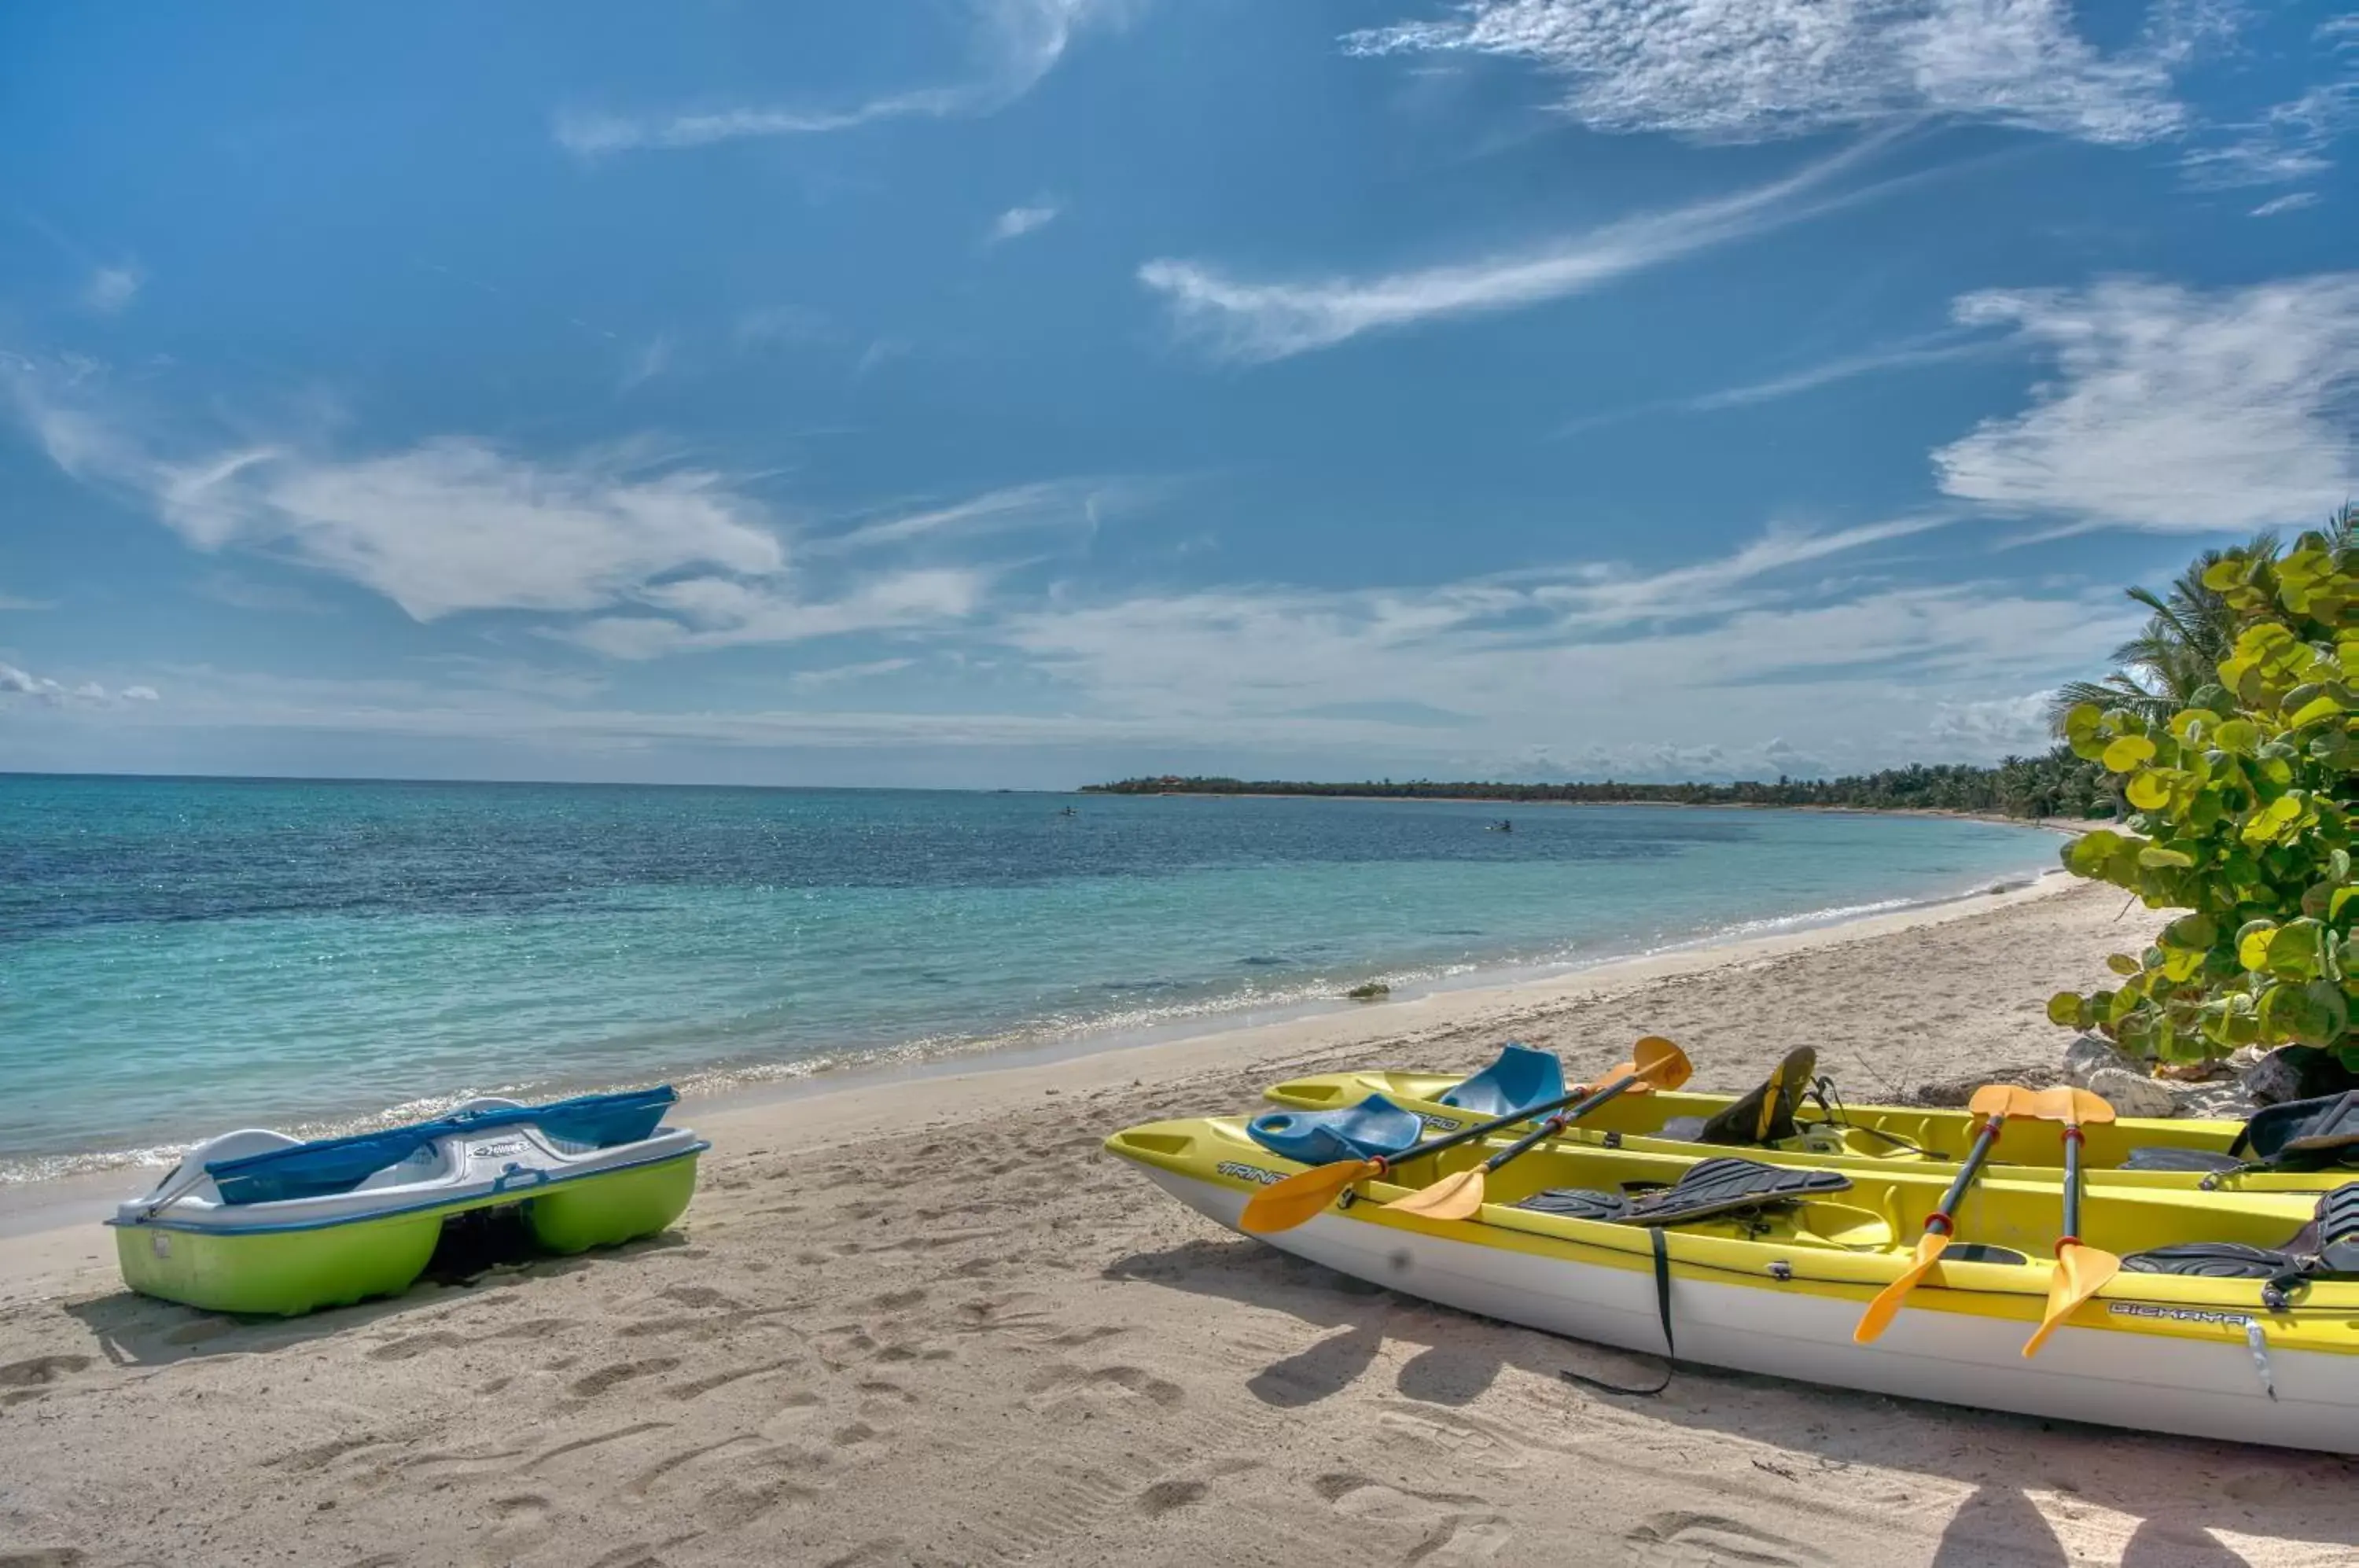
[0,1354,91,1389]
[1138,1478,1208,1516]
[568,1357,681,1398]
[1316,1474,1511,1565]
[1622,1511,1829,1568]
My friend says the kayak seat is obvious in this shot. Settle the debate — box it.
[2122,1242,2302,1279]
[1693,1048,1816,1147]
[1622,1158,1851,1226]
[2238,1091,2359,1167]
[1510,1187,1631,1222]
[2317,1182,2359,1272]
[2120,1147,2247,1174]
[1246,1095,1424,1165]
[1439,1044,1566,1120]
[1516,1159,1850,1227]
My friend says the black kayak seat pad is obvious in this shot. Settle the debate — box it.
[1513,1157,1851,1228]
[2120,1147,2247,1174]
[2236,1091,2359,1165]
[2122,1180,2359,1281]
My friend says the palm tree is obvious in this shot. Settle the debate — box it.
[2045,510,2357,734]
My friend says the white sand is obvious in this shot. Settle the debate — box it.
[6,875,2356,1566]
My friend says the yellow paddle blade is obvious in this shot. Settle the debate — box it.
[1853,1230,1952,1345]
[1238,1158,1377,1235]
[1967,1083,2023,1118]
[1631,1036,1693,1091]
[1384,1165,1485,1220]
[2022,1242,2120,1358]
[2019,1085,2118,1125]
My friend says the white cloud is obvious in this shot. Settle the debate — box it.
[1345,0,2192,146]
[6,360,1041,657]
[154,438,787,620]
[0,590,53,610]
[1926,690,2057,750]
[83,263,142,314]
[2250,191,2323,217]
[986,201,1064,245]
[1139,137,1902,360]
[557,568,988,661]
[555,0,1130,155]
[0,662,155,708]
[1932,275,2359,532]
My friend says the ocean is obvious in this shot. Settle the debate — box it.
[0,775,2062,1180]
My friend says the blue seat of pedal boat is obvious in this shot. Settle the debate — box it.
[1437,1043,1564,1119]
[207,1086,678,1205]
[1247,1095,1423,1165]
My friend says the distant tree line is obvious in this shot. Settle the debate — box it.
[1083,747,2117,819]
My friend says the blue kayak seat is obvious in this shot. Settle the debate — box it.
[1438,1043,1566,1120]
[208,1085,678,1205]
[1247,1095,1424,1165]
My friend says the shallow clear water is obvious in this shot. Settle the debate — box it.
[0,775,2059,1177]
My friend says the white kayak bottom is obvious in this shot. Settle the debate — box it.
[1135,1165,2358,1454]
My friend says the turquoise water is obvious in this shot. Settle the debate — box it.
[0,775,2059,1178]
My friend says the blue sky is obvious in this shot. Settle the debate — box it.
[2,0,2356,787]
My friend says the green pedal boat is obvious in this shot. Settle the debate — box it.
[109,1085,707,1316]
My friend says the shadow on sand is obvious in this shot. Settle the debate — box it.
[65,1221,686,1368]
[1106,1236,2359,1565]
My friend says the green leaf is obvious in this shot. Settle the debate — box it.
[2159,912,2217,951]
[2215,719,2262,755]
[2106,952,2142,976]
[2137,845,2195,869]
[2102,735,2158,771]
[2047,992,2088,1028]
[2240,922,2281,970]
[2203,558,2247,591]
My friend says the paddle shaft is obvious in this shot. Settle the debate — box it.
[1376,1080,1613,1174]
[1472,1074,1649,1176]
[2059,1124,2084,1245]
[1922,1113,2006,1239]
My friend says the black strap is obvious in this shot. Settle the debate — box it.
[1652,1224,1675,1358]
[1558,1228,1676,1398]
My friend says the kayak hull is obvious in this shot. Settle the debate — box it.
[1108,1119,2359,1452]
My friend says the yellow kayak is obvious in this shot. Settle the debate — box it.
[1106,1113,2359,1450]
[1259,1045,2350,1194]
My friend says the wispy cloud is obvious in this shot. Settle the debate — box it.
[2182,79,2359,189]
[1139,136,1905,361]
[1933,274,2359,533]
[2250,190,2322,218]
[1684,330,2006,411]
[555,0,1130,155]
[83,263,142,315]
[816,478,1130,554]
[0,589,54,610]
[1344,0,2195,146]
[985,201,1064,245]
[790,657,918,690]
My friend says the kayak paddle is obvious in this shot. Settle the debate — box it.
[1853,1084,2015,1344]
[1383,1036,1695,1221]
[2022,1086,2120,1357]
[1238,1037,1689,1235]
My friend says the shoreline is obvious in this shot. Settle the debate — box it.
[0,869,2077,1264]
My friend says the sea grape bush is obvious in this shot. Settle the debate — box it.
[2051,528,2359,1066]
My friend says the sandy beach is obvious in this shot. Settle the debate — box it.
[7,874,2357,1567]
